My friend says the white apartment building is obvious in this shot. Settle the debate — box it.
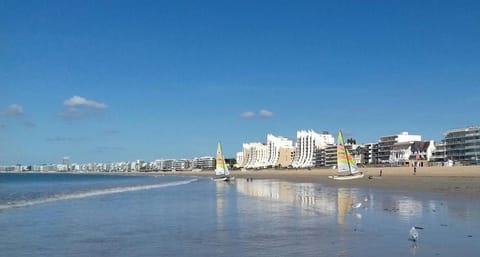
[292,130,334,168]
[390,140,436,165]
[377,132,422,163]
[242,142,269,169]
[235,152,244,168]
[266,134,293,166]
[192,156,215,170]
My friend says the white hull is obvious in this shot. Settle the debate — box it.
[328,172,364,180]
[212,176,235,182]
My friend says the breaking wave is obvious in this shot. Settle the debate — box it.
[0,178,197,211]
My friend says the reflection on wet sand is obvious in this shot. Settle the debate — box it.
[235,179,368,224]
[337,188,354,225]
[215,181,226,227]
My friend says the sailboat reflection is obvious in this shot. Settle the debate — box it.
[215,181,226,228]
[337,188,355,225]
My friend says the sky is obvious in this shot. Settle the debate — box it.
[1,0,479,165]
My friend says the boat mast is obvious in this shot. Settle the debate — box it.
[341,131,352,175]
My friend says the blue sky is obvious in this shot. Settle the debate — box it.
[1,0,479,164]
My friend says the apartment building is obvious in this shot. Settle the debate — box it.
[444,126,480,164]
[292,130,334,168]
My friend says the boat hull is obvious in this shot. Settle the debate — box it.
[212,176,235,182]
[328,172,364,180]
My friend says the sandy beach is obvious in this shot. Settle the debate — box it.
[171,166,480,198]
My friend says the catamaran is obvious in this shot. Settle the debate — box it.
[213,142,234,182]
[329,131,364,180]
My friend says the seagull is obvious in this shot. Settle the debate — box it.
[409,226,421,241]
[352,202,362,208]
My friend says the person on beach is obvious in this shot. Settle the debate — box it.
[379,169,382,176]
[413,166,417,175]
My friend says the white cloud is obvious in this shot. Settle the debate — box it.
[64,96,108,109]
[60,96,108,121]
[258,109,273,118]
[240,111,256,119]
[240,109,274,119]
[1,104,24,117]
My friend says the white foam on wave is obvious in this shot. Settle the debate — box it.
[0,178,197,211]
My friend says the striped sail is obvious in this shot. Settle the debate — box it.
[215,142,229,176]
[337,131,359,174]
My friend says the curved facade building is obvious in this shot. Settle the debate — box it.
[235,152,244,168]
[292,130,334,168]
[242,142,268,169]
[267,134,293,166]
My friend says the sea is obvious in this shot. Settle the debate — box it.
[0,172,479,257]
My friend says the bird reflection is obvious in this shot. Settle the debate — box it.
[410,242,418,255]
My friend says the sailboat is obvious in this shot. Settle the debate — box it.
[213,142,234,182]
[328,131,364,180]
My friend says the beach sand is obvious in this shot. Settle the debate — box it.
[171,166,480,198]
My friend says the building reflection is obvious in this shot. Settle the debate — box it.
[235,179,368,221]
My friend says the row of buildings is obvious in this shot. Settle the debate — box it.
[0,157,217,173]
[236,126,480,169]
[2,126,479,173]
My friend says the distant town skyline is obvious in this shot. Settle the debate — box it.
[1,1,479,164]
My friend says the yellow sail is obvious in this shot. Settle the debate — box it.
[215,142,229,176]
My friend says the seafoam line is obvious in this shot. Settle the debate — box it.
[0,178,197,210]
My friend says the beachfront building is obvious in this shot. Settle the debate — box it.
[359,143,375,165]
[276,145,295,168]
[351,145,370,165]
[235,152,244,168]
[292,130,334,168]
[192,156,215,170]
[443,126,480,165]
[320,144,337,167]
[430,142,447,165]
[242,142,269,169]
[239,144,251,168]
[174,159,192,171]
[266,134,294,167]
[319,143,365,168]
[156,159,175,171]
[389,141,436,167]
[376,132,421,164]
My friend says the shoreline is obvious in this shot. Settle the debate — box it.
[3,166,479,198]
[170,166,480,198]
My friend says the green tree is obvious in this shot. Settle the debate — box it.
[346,138,356,145]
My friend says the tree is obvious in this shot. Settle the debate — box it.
[346,138,356,145]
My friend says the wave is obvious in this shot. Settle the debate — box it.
[0,178,197,211]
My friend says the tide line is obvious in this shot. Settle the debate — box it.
[0,178,197,211]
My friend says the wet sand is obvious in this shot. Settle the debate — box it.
[172,166,480,198]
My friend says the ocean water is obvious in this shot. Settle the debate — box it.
[0,173,479,257]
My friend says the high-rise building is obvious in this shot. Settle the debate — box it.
[292,130,334,168]
[243,142,268,168]
[276,146,295,168]
[235,152,244,168]
[444,126,480,164]
[376,132,421,164]
[192,156,215,170]
[266,134,293,166]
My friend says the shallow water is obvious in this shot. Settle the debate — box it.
[0,173,478,257]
